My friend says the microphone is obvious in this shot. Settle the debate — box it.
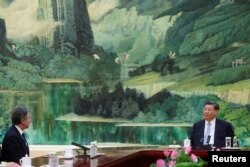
[206,135,211,145]
[72,142,90,150]
[71,142,90,157]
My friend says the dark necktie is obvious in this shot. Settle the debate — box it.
[22,133,30,155]
[22,133,25,139]
[22,133,28,146]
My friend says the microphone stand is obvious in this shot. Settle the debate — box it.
[202,136,212,150]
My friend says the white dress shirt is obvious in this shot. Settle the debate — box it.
[15,125,24,136]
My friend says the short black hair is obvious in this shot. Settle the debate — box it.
[204,101,219,110]
[11,106,29,125]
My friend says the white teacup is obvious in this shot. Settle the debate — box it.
[90,159,98,167]
[64,148,73,158]
[20,154,31,167]
[48,155,59,167]
[64,160,73,167]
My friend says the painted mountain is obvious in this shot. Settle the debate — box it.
[0,0,249,146]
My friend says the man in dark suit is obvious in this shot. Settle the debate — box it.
[190,101,234,149]
[1,106,31,164]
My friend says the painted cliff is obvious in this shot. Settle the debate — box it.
[37,0,94,56]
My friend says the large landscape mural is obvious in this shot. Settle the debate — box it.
[0,0,250,147]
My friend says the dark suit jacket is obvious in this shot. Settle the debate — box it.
[1,126,29,163]
[190,118,234,148]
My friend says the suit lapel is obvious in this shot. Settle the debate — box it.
[197,120,205,144]
[13,126,29,156]
[214,118,219,146]
[200,120,205,138]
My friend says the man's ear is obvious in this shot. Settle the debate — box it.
[21,118,26,123]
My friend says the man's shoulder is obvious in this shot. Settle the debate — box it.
[193,119,205,126]
[216,118,231,125]
[4,126,19,137]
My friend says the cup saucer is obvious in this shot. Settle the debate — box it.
[63,155,74,159]
[40,165,66,167]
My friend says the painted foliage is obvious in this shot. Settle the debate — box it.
[0,0,250,146]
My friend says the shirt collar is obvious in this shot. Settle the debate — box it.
[205,118,216,126]
[15,125,24,135]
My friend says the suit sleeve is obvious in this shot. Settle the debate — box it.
[226,122,235,138]
[4,136,23,163]
[190,124,195,147]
